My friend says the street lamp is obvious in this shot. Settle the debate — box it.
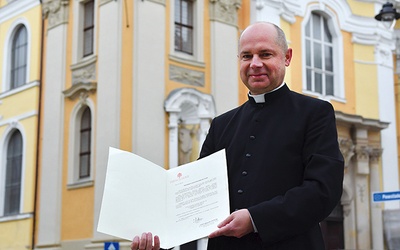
[375,2,400,29]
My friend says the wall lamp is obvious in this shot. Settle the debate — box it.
[375,2,400,29]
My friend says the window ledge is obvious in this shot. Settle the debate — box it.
[0,81,39,99]
[67,179,94,190]
[302,90,346,103]
[0,212,33,223]
[71,55,97,71]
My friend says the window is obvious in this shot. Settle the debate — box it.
[305,13,334,96]
[83,0,94,57]
[10,26,28,89]
[67,103,94,187]
[79,107,91,179]
[175,0,194,55]
[4,130,23,216]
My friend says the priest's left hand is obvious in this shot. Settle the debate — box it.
[208,209,254,239]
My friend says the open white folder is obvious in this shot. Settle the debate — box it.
[97,147,230,249]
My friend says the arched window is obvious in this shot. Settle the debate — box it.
[10,25,28,89]
[305,13,334,96]
[4,130,23,216]
[79,107,91,179]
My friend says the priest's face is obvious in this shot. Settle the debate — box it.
[238,23,292,95]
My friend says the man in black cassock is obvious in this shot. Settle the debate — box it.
[131,22,344,250]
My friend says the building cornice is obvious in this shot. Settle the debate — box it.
[335,110,389,131]
[0,0,40,23]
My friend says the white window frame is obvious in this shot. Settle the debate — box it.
[71,0,97,65]
[302,7,345,102]
[0,123,26,218]
[169,0,204,65]
[1,19,31,93]
[67,100,95,188]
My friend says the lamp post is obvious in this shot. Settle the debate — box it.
[375,2,400,29]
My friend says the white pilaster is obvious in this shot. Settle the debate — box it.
[36,9,68,250]
[376,42,400,209]
[354,143,371,249]
[132,0,166,166]
[210,22,239,115]
[370,148,384,250]
[92,0,122,241]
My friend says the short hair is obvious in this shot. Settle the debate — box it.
[239,22,289,53]
[272,23,289,52]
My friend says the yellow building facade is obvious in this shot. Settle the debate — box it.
[0,0,42,249]
[7,0,395,250]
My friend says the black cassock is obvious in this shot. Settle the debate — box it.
[200,84,344,250]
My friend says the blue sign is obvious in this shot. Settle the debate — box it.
[104,242,119,250]
[373,191,400,202]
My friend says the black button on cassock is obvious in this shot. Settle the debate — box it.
[250,135,256,140]
[245,153,251,157]
[242,171,248,176]
[237,189,243,194]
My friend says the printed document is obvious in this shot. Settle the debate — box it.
[97,147,230,249]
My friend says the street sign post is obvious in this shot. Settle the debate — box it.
[373,191,400,202]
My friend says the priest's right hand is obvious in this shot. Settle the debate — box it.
[131,232,160,250]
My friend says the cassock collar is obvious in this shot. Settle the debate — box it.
[248,82,286,103]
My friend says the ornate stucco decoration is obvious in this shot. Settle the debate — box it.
[169,65,205,87]
[63,57,97,100]
[369,147,383,164]
[62,82,97,100]
[42,0,69,30]
[338,138,355,168]
[209,0,241,26]
[70,57,97,86]
[355,145,370,162]
[254,0,300,24]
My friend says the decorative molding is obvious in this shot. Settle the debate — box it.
[335,110,389,131]
[375,44,396,68]
[164,88,216,117]
[165,88,216,168]
[10,120,18,128]
[355,145,370,162]
[169,65,205,87]
[62,82,97,100]
[209,0,241,26]
[254,0,300,24]
[355,145,370,175]
[339,138,355,168]
[70,58,97,86]
[369,148,383,164]
[42,0,70,29]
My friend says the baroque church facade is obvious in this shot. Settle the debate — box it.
[0,0,399,249]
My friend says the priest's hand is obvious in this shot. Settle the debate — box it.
[208,209,254,239]
[131,232,160,250]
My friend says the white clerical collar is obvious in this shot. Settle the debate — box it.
[249,82,285,103]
